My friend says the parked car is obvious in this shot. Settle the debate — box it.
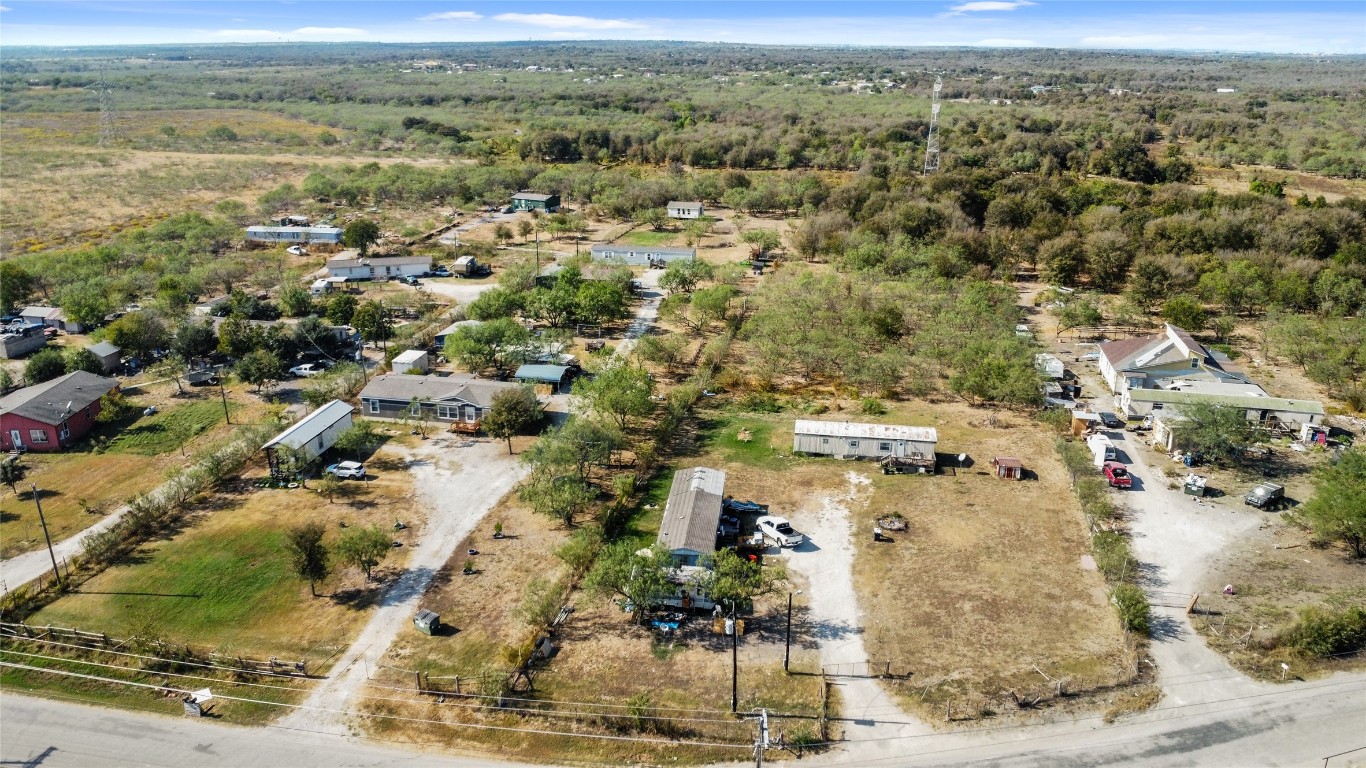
[1244,482,1285,509]
[402,275,421,286]
[431,267,452,278]
[1102,461,1132,489]
[286,245,306,256]
[756,516,804,547]
[326,461,366,480]
[1099,412,1125,429]
[289,363,325,378]
[723,498,768,514]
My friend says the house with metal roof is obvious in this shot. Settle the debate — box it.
[656,467,727,566]
[1097,324,1244,394]
[590,244,696,267]
[359,373,527,428]
[1123,386,1323,434]
[510,192,560,212]
[434,320,483,349]
[792,420,938,464]
[513,364,573,393]
[667,201,704,219]
[19,306,84,334]
[87,341,122,373]
[262,399,355,472]
[326,253,431,281]
[1,371,119,452]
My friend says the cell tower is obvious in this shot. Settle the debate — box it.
[922,73,942,175]
[95,67,122,146]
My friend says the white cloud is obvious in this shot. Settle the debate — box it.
[204,26,367,41]
[949,1,1036,12]
[975,38,1038,47]
[0,5,12,10]
[418,11,483,22]
[491,13,646,30]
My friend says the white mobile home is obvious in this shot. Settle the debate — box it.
[1035,353,1065,380]
[262,399,355,471]
[656,467,727,567]
[792,420,937,464]
[326,253,430,281]
[667,201,704,220]
[245,226,343,244]
[590,244,696,267]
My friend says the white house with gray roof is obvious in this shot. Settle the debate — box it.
[358,373,529,427]
[262,399,354,470]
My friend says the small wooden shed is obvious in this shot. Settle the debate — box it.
[992,456,1025,480]
[414,609,441,635]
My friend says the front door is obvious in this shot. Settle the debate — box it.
[9,429,22,449]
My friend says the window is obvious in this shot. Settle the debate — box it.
[821,438,830,444]
[368,400,379,414]
[59,422,69,441]
[879,442,892,452]
[1191,358,1199,368]
[29,429,49,444]
[436,405,459,419]
[408,402,422,416]
[848,440,859,449]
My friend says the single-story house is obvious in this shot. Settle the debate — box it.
[20,306,84,334]
[245,225,343,244]
[1123,387,1324,432]
[667,201,704,220]
[656,467,727,567]
[87,341,122,373]
[510,192,560,213]
[434,320,483,349]
[792,420,937,466]
[0,325,47,359]
[1035,353,1065,380]
[261,399,355,472]
[392,349,431,374]
[590,244,696,267]
[0,370,119,452]
[326,253,430,281]
[513,364,572,393]
[358,373,527,428]
[992,456,1025,480]
[1098,324,1244,395]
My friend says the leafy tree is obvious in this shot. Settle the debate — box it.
[1297,450,1366,558]
[1127,257,1175,311]
[63,347,104,376]
[573,362,654,431]
[151,354,189,395]
[634,333,689,374]
[522,417,623,479]
[483,386,542,454]
[1177,401,1260,466]
[216,314,263,358]
[1039,232,1086,287]
[0,262,36,312]
[526,282,578,327]
[517,219,533,242]
[584,542,675,622]
[494,222,514,247]
[519,471,597,528]
[343,219,381,257]
[335,420,380,461]
[326,293,357,326]
[658,259,714,295]
[0,367,12,393]
[700,549,786,612]
[574,282,628,326]
[105,312,169,361]
[1090,136,1160,184]
[444,317,532,375]
[1056,298,1104,339]
[57,282,113,329]
[206,125,238,142]
[279,286,314,318]
[236,349,283,393]
[0,460,26,497]
[315,474,345,504]
[336,524,391,581]
[663,284,736,335]
[1111,583,1151,635]
[741,229,782,257]
[465,287,523,321]
[351,301,392,347]
[1161,295,1209,331]
[633,207,668,231]
[172,320,218,362]
[25,349,67,384]
[287,522,331,597]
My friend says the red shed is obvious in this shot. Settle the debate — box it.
[0,371,119,452]
[992,456,1025,480]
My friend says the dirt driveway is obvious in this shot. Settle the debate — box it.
[279,433,528,735]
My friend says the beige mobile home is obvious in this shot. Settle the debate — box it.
[792,420,937,463]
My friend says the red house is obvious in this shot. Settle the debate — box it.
[0,371,119,452]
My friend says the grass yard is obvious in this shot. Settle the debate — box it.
[102,398,235,456]
[617,228,682,247]
[28,446,418,662]
[688,398,1134,722]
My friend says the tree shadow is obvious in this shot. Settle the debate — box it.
[1148,613,1187,642]
[1,509,21,523]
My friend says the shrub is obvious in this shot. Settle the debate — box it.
[1092,531,1135,583]
[737,392,782,413]
[1111,583,1151,635]
[859,397,887,415]
[1285,607,1366,658]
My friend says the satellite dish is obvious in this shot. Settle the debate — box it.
[958,453,967,463]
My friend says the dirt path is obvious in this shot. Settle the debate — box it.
[613,268,663,358]
[279,435,528,735]
[785,471,933,762]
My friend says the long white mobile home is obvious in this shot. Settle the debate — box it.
[792,420,937,464]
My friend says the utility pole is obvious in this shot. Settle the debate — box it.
[784,592,794,673]
[923,73,943,175]
[31,485,62,588]
[731,611,739,713]
[217,374,231,424]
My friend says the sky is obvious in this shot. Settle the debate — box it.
[1,1,1363,53]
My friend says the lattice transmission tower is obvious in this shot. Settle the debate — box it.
[95,67,123,146]
[922,73,943,174]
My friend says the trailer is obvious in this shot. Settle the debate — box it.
[1087,434,1117,468]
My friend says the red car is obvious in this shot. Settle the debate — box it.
[1103,461,1132,489]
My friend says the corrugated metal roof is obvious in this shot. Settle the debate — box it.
[656,467,726,556]
[512,192,555,201]
[514,364,570,382]
[793,419,938,443]
[1127,388,1323,415]
[262,399,354,451]
[392,350,427,365]
[88,341,120,357]
[246,226,342,235]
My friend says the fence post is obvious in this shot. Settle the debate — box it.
[415,671,423,692]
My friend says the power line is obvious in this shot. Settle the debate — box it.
[361,676,746,715]
[0,661,752,750]
[355,689,745,726]
[0,649,309,694]
[2,636,315,679]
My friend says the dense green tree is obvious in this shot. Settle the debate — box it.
[279,286,314,318]
[287,522,331,597]
[25,349,67,384]
[237,349,283,393]
[326,293,358,326]
[483,385,543,453]
[1160,295,1209,331]
[336,524,390,581]
[105,312,169,361]
[573,362,655,432]
[699,549,786,612]
[172,320,218,362]
[342,219,381,257]
[519,471,597,528]
[584,542,675,622]
[443,317,532,375]
[351,300,392,346]
[57,282,113,329]
[1297,450,1366,558]
[658,259,715,294]
[216,314,262,358]
[0,262,37,312]
[63,347,104,376]
[1177,401,1261,466]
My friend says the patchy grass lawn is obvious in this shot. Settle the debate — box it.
[688,398,1134,722]
[28,445,418,662]
[102,398,234,456]
[617,229,682,247]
